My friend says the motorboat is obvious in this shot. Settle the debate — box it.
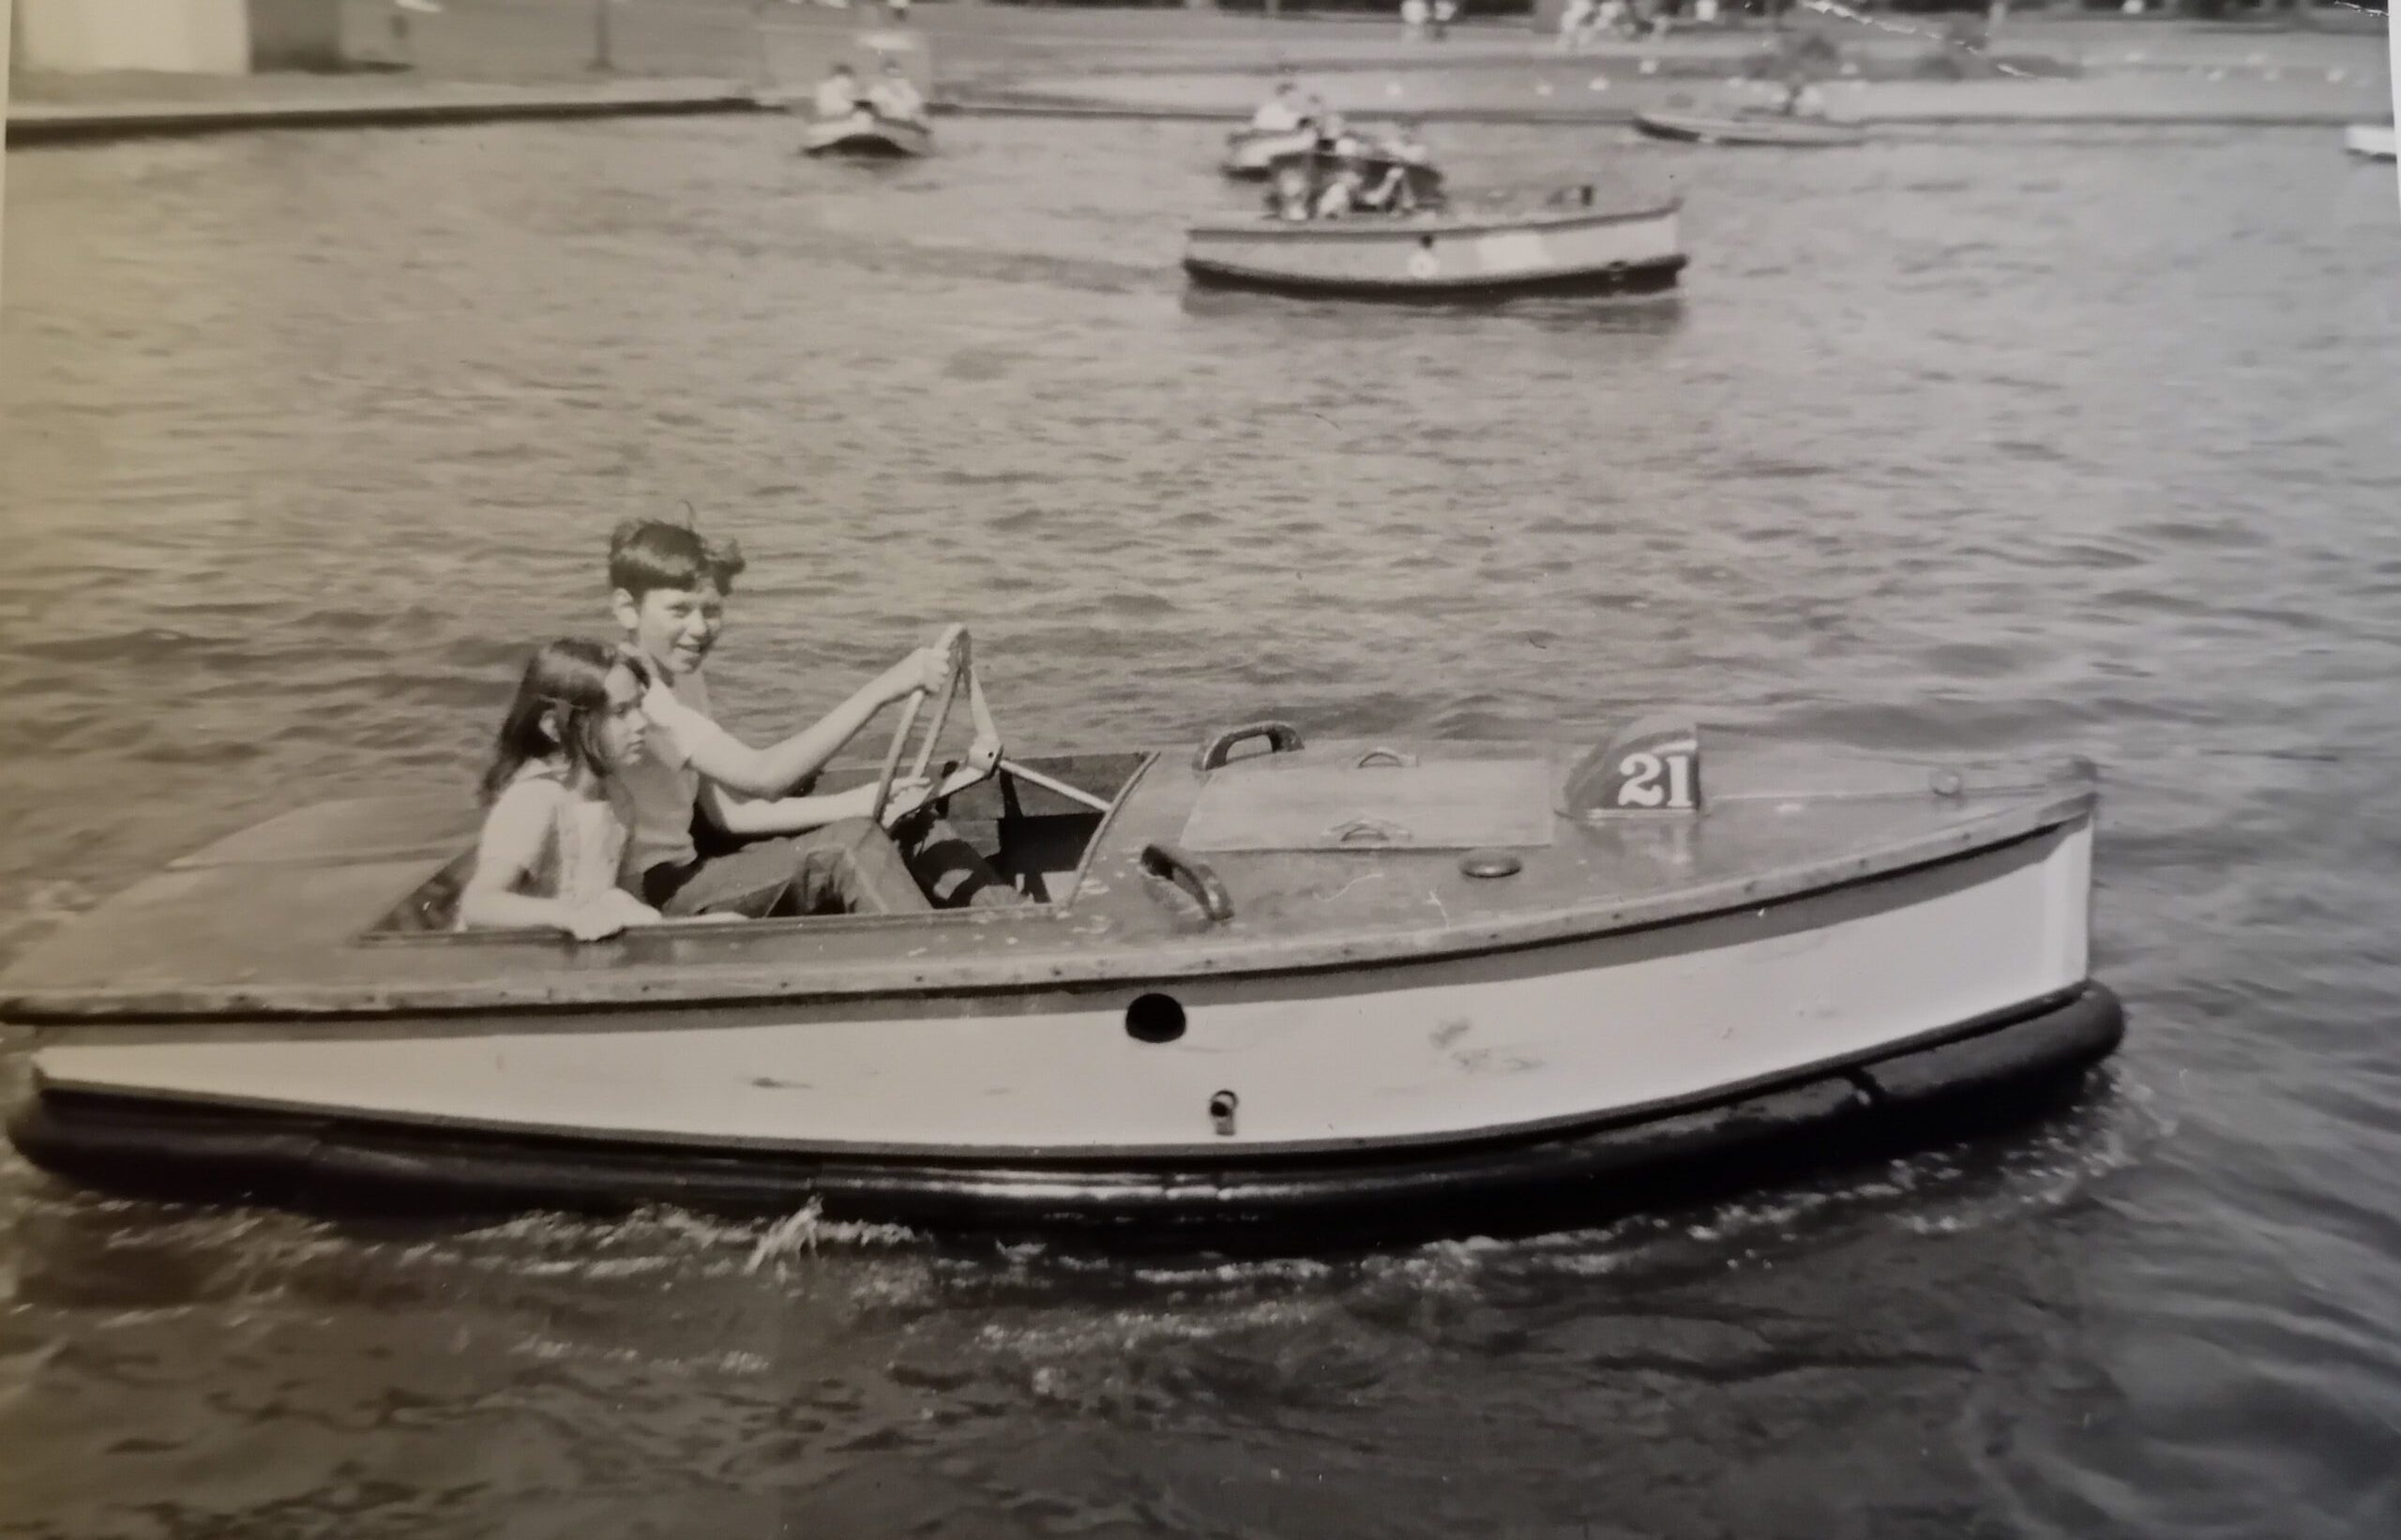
[1634,111,1866,147]
[1185,191,1684,302]
[0,636,2121,1234]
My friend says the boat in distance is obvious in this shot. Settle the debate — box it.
[2344,124,2395,160]
[1633,111,1866,147]
[1185,194,1686,302]
[0,682,2122,1237]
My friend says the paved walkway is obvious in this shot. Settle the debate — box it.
[7,73,770,145]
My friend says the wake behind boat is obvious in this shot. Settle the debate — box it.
[0,646,2122,1235]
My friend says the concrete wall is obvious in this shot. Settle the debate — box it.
[15,0,252,74]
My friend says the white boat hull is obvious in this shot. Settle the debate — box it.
[2345,124,2396,160]
[24,823,2090,1162]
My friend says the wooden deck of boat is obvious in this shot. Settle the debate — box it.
[0,735,2095,1019]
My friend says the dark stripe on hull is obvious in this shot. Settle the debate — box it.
[801,130,929,159]
[1183,254,1685,304]
[7,985,2122,1241]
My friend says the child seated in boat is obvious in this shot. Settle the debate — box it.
[459,640,668,940]
[1250,82,1307,133]
[605,520,1021,917]
[867,60,928,126]
[1268,160,1315,221]
[1314,162,1367,219]
[814,65,865,123]
[1379,119,1432,167]
[1354,159,1420,216]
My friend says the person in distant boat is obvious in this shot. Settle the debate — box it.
[1356,158,1419,216]
[1315,161,1366,219]
[459,640,671,940]
[1781,79,1828,119]
[604,520,1020,917]
[1250,82,1308,133]
[1379,118,1432,168]
[1269,160,1316,221]
[867,58,928,127]
[814,64,865,122]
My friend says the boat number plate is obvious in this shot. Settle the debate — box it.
[1563,715,1706,819]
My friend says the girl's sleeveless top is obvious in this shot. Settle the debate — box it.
[464,762,631,926]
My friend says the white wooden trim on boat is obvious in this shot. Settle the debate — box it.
[26,823,2091,1159]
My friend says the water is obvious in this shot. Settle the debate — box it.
[3,116,2397,1537]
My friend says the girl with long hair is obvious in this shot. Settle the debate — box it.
[459,640,659,940]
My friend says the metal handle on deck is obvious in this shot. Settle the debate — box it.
[1328,817,1412,846]
[1354,747,1416,768]
[1140,843,1234,924]
[1193,721,1306,773]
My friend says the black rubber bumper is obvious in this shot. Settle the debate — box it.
[6,984,2123,1240]
[1182,253,1687,303]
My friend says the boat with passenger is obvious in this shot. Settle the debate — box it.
[797,29,933,158]
[1186,182,1684,302]
[1,634,2122,1235]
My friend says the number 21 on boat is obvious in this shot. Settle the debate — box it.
[1562,715,1705,818]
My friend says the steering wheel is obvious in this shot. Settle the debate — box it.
[868,625,1003,828]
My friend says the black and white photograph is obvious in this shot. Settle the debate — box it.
[0,0,2395,1535]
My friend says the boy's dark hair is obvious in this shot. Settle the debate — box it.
[607,519,747,600]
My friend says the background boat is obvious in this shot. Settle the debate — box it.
[2344,124,2396,160]
[1185,195,1684,302]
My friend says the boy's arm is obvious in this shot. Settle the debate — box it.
[649,648,946,800]
[695,778,886,838]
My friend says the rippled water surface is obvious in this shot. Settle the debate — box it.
[3,117,2398,1537]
